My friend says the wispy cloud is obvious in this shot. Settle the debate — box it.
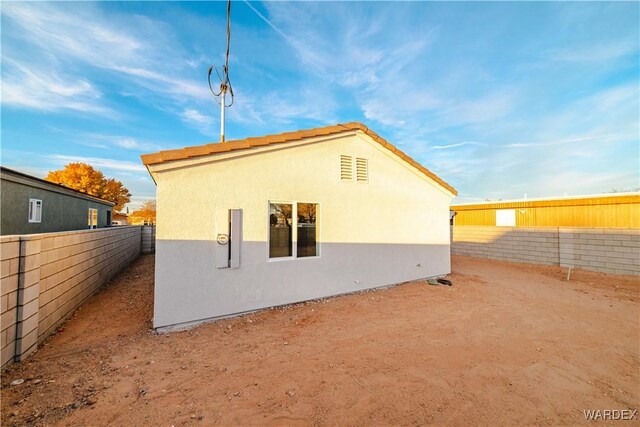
[83,135,168,152]
[181,108,212,126]
[2,1,638,206]
[108,65,209,101]
[503,133,633,149]
[1,58,113,115]
[180,108,215,135]
[548,39,638,62]
[49,154,147,172]
[431,141,486,150]
[1,2,208,118]
[243,0,297,48]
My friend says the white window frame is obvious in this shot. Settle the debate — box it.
[267,201,320,262]
[496,209,516,227]
[28,199,42,223]
[88,208,98,229]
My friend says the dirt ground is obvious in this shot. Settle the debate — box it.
[1,255,638,426]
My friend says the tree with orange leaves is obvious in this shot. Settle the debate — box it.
[130,200,156,224]
[45,162,131,211]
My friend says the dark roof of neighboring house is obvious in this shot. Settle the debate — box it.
[0,166,115,206]
[141,122,457,195]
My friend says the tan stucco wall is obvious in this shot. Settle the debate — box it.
[151,132,453,329]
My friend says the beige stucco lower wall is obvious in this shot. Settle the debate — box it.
[0,226,143,370]
[452,226,639,275]
[152,132,454,329]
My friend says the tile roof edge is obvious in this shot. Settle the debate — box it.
[141,122,457,195]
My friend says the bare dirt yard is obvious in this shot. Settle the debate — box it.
[1,255,639,426]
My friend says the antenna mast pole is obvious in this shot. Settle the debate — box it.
[220,89,226,142]
[208,0,234,143]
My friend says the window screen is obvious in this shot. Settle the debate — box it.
[297,203,318,257]
[28,199,42,223]
[269,203,292,258]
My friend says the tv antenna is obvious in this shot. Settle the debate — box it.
[208,0,234,142]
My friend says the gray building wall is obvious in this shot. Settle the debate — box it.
[1,169,113,235]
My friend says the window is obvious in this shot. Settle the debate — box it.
[28,199,42,223]
[297,203,318,257]
[269,203,293,258]
[496,209,516,227]
[356,157,368,182]
[340,155,353,181]
[88,208,98,229]
[269,202,319,260]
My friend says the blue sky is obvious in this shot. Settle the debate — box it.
[2,1,638,210]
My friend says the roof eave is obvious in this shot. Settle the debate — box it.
[140,122,457,196]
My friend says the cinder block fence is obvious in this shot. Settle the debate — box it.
[1,225,155,370]
[452,226,639,275]
[142,225,156,254]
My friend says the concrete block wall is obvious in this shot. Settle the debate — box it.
[1,226,143,370]
[15,238,42,362]
[1,237,20,369]
[37,227,142,343]
[452,226,640,275]
[142,225,156,254]
[559,228,640,275]
[451,226,559,265]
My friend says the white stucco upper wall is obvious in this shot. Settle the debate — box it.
[151,132,453,246]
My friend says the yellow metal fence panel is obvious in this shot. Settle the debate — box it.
[452,195,639,228]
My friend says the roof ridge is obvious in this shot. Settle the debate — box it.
[141,122,457,195]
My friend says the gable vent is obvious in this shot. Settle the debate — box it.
[340,155,353,181]
[356,157,368,182]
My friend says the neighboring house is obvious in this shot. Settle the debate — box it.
[112,212,130,225]
[451,193,640,228]
[1,167,114,235]
[142,122,457,330]
[129,215,155,226]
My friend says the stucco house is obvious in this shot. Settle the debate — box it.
[112,211,130,225]
[1,167,114,235]
[142,122,457,330]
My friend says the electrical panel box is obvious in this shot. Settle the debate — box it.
[215,208,242,269]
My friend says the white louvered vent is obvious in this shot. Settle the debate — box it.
[340,155,353,181]
[356,157,368,182]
